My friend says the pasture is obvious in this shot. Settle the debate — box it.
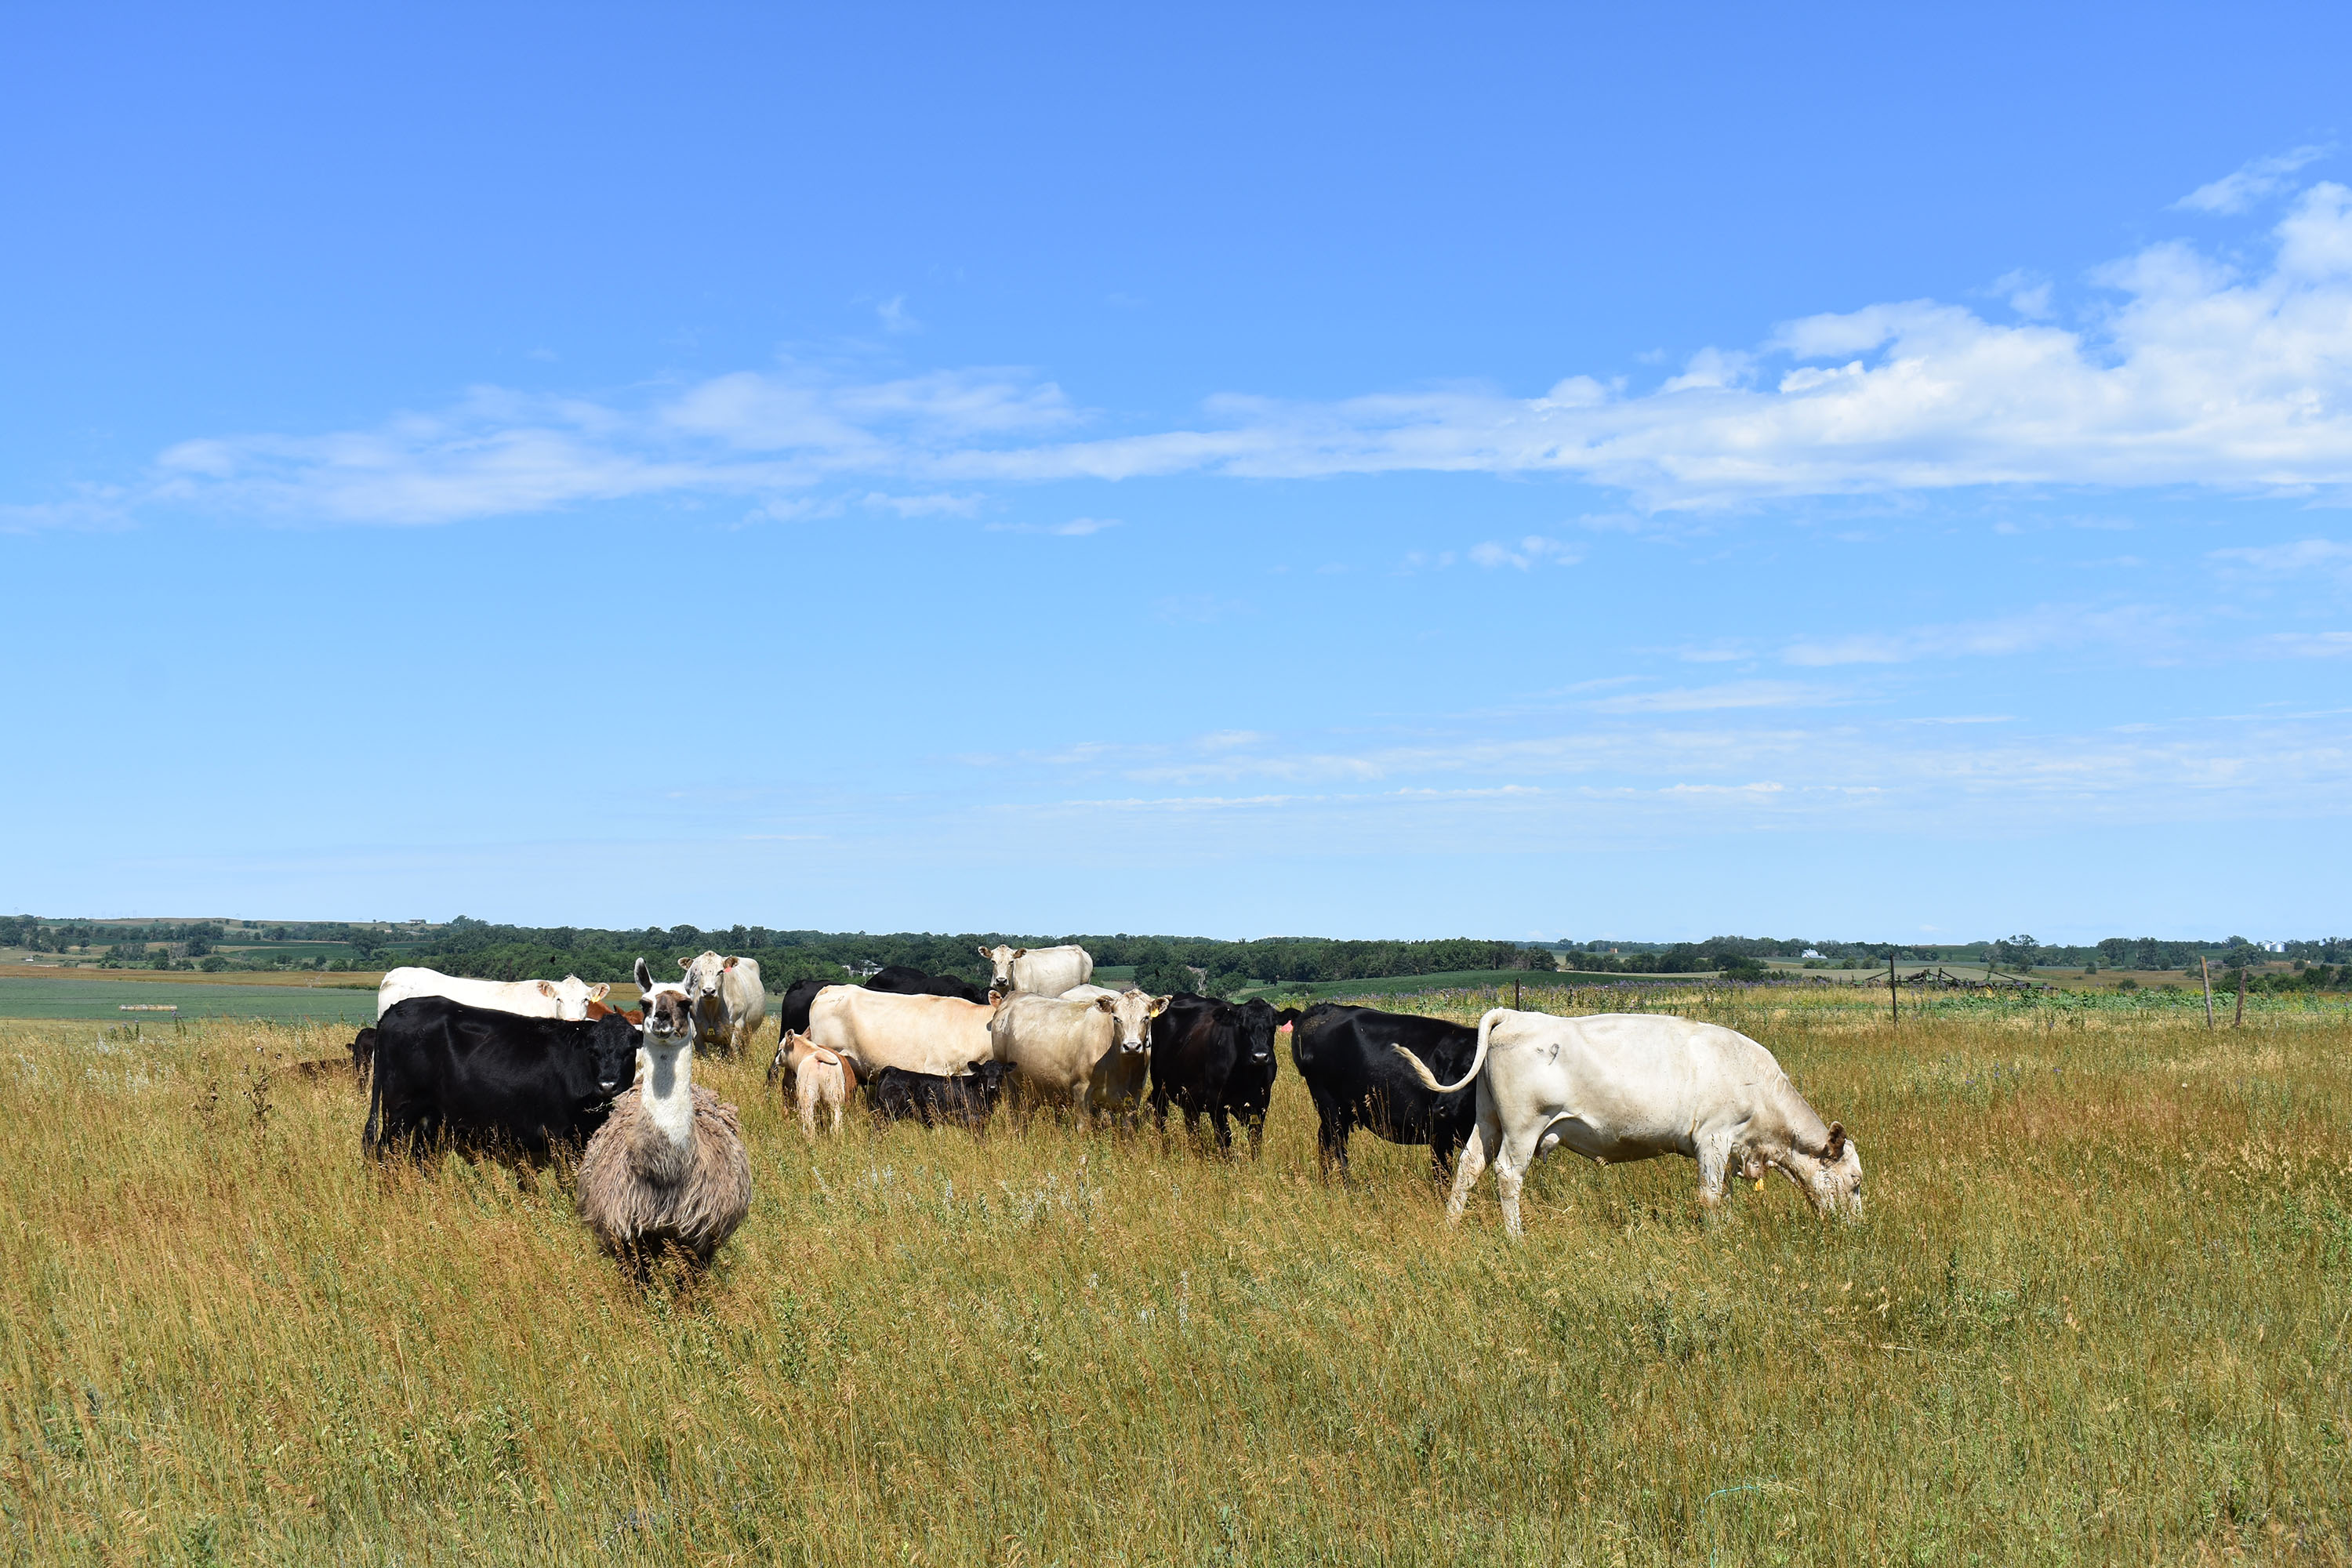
[0,976,379,1025]
[2,989,2346,1563]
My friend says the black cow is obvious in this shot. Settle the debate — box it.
[865,965,989,1004]
[1148,996,1299,1156]
[364,996,641,1160]
[1290,1003,1480,1182]
[775,978,834,1045]
[869,1059,1015,1129]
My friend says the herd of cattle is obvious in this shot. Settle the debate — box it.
[354,941,1864,1262]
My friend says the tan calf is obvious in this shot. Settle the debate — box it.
[777,1029,856,1135]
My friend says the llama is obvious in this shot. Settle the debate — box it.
[776,1029,855,1135]
[575,959,752,1265]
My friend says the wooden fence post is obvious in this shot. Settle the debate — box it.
[1887,954,1898,1030]
[2201,957,2215,1029]
[1512,977,1521,1011]
[2234,962,2246,1028]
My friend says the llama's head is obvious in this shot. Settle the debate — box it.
[633,957,697,1055]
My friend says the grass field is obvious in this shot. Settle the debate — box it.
[1239,967,1722,1000]
[0,977,380,1024]
[2,986,2347,1563]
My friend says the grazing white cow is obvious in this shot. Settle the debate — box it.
[990,989,1167,1123]
[771,988,1001,1081]
[1059,984,1122,1002]
[1394,1009,1863,1236]
[376,966,608,1022]
[977,943,1094,997]
[680,951,767,1055]
[775,1029,855,1136]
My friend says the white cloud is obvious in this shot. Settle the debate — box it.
[984,516,1120,535]
[1586,681,1842,713]
[862,491,983,517]
[2265,631,2352,657]
[876,295,920,333]
[1781,604,2172,667]
[84,176,2352,526]
[2174,146,2332,215]
[1469,535,1581,569]
[2209,538,2352,572]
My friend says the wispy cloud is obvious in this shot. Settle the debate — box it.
[2174,146,2332,215]
[2209,538,2352,573]
[63,176,2352,527]
[1782,604,2172,667]
[1586,681,1842,713]
[985,516,1120,535]
[875,295,920,334]
[1470,535,1581,569]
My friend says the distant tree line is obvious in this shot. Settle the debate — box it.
[6,913,2345,990]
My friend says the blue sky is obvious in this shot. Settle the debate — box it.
[6,2,2350,943]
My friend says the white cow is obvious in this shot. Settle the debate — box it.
[990,989,1167,1123]
[1395,1009,1863,1236]
[773,988,1002,1081]
[376,966,609,1022]
[680,951,767,1055]
[977,943,1094,997]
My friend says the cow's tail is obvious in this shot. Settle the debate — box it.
[1392,1006,1506,1094]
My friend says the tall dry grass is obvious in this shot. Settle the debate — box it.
[2,994,2347,1564]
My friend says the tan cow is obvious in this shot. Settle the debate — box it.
[977,943,1094,997]
[767,987,1000,1082]
[376,966,609,1022]
[680,951,767,1055]
[1394,1008,1864,1236]
[989,989,1167,1124]
[775,1029,855,1135]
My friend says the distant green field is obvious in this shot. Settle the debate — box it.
[0,977,376,1023]
[1238,966,1712,1000]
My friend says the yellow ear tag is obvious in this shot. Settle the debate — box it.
[1753,1178,1765,1191]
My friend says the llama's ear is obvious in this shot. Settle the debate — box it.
[634,957,653,990]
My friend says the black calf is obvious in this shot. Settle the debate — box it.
[1148,996,1298,1156]
[1289,1003,1479,1181]
[869,1059,1014,1129]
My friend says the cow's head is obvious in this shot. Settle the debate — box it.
[584,1014,641,1098]
[964,1058,1015,1110]
[1236,1000,1283,1068]
[545,974,612,1022]
[1770,1121,1864,1218]
[978,945,1025,990]
[1094,989,1168,1053]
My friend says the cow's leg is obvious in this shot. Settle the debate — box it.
[1242,1110,1266,1161]
[799,1091,818,1138]
[1209,1104,1234,1154]
[1445,1102,1501,1224]
[1313,1102,1350,1182]
[1693,1134,1731,1211]
[1490,1133,1531,1238]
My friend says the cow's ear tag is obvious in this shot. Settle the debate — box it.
[1753,1178,1764,1191]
